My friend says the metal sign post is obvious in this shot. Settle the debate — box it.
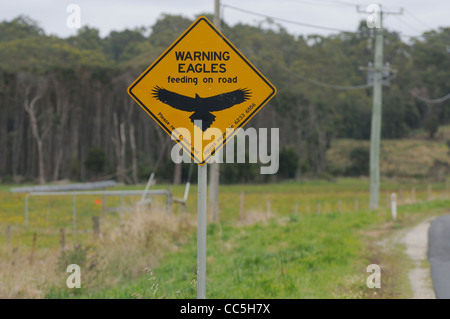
[197,164,207,299]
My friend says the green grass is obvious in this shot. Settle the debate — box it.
[145,212,379,299]
[45,210,379,298]
[46,200,450,299]
[1,179,449,299]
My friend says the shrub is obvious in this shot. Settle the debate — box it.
[58,244,100,273]
[278,146,299,179]
[84,147,107,177]
[346,146,370,176]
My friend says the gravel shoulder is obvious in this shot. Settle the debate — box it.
[400,217,436,299]
[380,216,436,299]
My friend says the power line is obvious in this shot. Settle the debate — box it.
[287,70,372,90]
[283,0,340,8]
[314,0,358,7]
[283,0,355,8]
[222,3,444,96]
[222,3,357,34]
[404,9,433,30]
[282,64,398,90]
[222,3,449,47]
[410,91,450,104]
[394,16,422,35]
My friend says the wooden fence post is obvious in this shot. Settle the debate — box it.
[446,179,448,198]
[391,193,397,221]
[47,201,50,226]
[93,216,100,240]
[385,191,389,209]
[239,192,244,221]
[102,195,107,218]
[60,228,65,253]
[6,225,11,246]
[29,232,37,265]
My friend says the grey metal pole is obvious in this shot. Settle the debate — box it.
[197,164,207,299]
[369,11,383,210]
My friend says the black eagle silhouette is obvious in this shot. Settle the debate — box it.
[151,86,251,131]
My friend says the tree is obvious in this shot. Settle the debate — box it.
[105,28,147,62]
[0,13,448,184]
[0,15,43,42]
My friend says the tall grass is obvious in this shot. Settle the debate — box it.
[1,179,449,298]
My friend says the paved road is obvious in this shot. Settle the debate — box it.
[428,215,450,299]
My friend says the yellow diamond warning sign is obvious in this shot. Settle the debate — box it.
[127,16,276,164]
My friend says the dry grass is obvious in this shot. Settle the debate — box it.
[0,245,60,298]
[0,202,197,298]
[97,204,196,284]
[327,137,450,179]
[236,209,274,226]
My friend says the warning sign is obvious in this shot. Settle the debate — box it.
[128,16,276,164]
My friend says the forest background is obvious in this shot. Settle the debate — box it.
[1,14,449,185]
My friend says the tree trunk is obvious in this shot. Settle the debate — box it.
[112,112,127,183]
[129,123,138,184]
[126,99,138,184]
[36,138,45,185]
[12,108,23,181]
[51,78,71,181]
[173,162,182,185]
[53,149,63,181]
[24,88,48,185]
[0,102,7,176]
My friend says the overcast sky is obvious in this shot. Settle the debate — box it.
[1,0,449,40]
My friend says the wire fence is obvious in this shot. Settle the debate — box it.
[1,181,449,247]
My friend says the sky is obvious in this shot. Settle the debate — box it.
[1,0,449,40]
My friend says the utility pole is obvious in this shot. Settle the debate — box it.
[209,0,220,222]
[358,4,403,210]
[369,8,383,210]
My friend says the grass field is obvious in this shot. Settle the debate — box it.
[0,178,449,298]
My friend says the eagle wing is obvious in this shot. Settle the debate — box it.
[151,86,197,112]
[204,88,252,112]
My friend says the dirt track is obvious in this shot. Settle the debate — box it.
[376,216,436,299]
